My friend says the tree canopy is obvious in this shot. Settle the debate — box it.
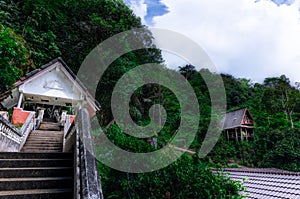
[3,0,300,197]
[0,0,246,198]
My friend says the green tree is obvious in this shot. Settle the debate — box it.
[93,116,246,198]
[261,129,300,171]
[1,0,249,196]
[0,0,163,123]
[263,75,300,128]
[0,24,32,92]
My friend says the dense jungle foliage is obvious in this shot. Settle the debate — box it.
[1,0,300,198]
[179,66,300,172]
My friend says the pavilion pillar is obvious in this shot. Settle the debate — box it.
[17,92,23,108]
[245,128,248,141]
[235,128,238,142]
[240,128,243,142]
[226,130,229,141]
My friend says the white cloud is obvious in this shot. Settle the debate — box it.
[126,0,148,24]
[130,0,300,82]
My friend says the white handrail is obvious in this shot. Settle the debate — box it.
[0,114,22,151]
[19,112,35,150]
[64,114,72,137]
[0,111,35,152]
[35,109,44,129]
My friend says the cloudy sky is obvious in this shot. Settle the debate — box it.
[124,0,300,83]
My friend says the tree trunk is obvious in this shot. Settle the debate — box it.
[288,111,294,129]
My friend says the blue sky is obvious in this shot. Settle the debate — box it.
[270,0,294,6]
[125,0,169,25]
[125,0,300,83]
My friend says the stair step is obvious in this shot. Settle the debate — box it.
[24,143,62,146]
[22,144,62,147]
[21,149,63,152]
[22,142,62,144]
[0,177,72,191]
[22,128,65,152]
[21,149,63,151]
[28,138,63,139]
[0,188,72,198]
[26,135,62,138]
[31,131,63,133]
[21,152,63,154]
[27,134,63,136]
[26,136,62,138]
[0,167,73,178]
[29,136,63,138]
[39,123,61,131]
[21,150,63,153]
[26,138,62,143]
[27,135,63,137]
[31,132,63,134]
[0,159,72,167]
[0,152,73,159]
[0,150,74,198]
[32,131,63,132]
[21,147,62,150]
[30,132,63,134]
[29,134,62,135]
[24,145,62,147]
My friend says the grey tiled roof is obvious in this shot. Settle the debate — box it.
[222,107,254,130]
[213,168,300,198]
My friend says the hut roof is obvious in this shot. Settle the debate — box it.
[222,107,254,130]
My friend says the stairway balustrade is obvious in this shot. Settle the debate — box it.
[0,111,36,152]
[0,108,104,198]
[63,108,104,199]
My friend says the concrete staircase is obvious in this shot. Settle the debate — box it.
[0,122,74,198]
[0,152,73,198]
[22,122,64,153]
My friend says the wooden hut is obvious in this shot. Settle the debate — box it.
[222,107,254,141]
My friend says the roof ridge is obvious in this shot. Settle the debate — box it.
[218,168,300,176]
[227,107,248,113]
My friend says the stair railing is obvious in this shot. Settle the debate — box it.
[19,112,35,150]
[35,109,44,129]
[64,114,72,137]
[0,114,22,151]
[63,108,104,199]
[0,111,35,152]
